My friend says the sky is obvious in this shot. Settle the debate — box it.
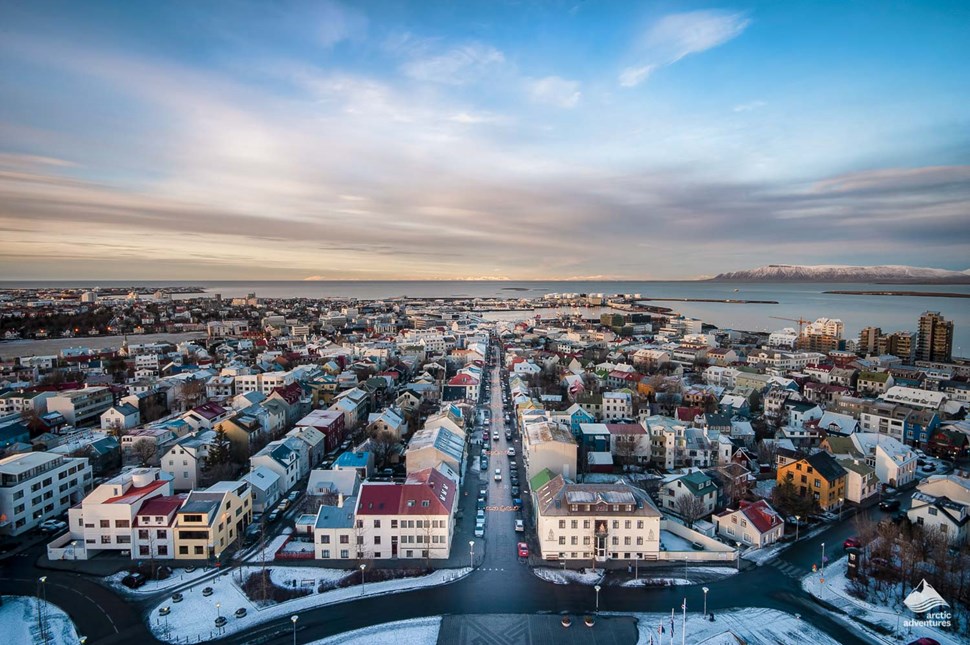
[0,0,968,281]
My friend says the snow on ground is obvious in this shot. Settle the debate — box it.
[752,479,776,499]
[628,607,841,645]
[659,529,694,552]
[0,596,80,645]
[280,539,315,555]
[239,529,292,563]
[801,556,964,645]
[623,577,691,587]
[104,566,213,596]
[148,566,471,643]
[311,616,441,645]
[621,566,736,587]
[742,542,788,565]
[269,566,349,589]
[533,567,605,586]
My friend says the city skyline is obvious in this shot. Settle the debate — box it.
[1,1,969,280]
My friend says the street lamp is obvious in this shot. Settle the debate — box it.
[38,576,48,644]
[635,553,641,580]
[360,564,366,595]
[820,542,826,598]
[838,498,844,521]
[794,515,801,541]
[594,584,601,613]
[290,615,298,645]
[216,602,221,618]
[469,540,475,569]
[702,586,709,618]
[79,637,87,645]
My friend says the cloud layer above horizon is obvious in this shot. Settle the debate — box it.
[0,0,968,280]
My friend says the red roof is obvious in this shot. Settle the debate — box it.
[447,374,479,386]
[272,382,303,405]
[103,478,169,504]
[676,406,704,422]
[605,423,646,435]
[739,500,782,534]
[356,474,454,516]
[135,495,185,523]
[191,401,227,420]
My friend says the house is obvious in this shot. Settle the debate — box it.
[857,371,894,397]
[406,426,465,476]
[660,471,718,522]
[1,452,92,537]
[351,468,458,560]
[907,474,970,544]
[718,394,750,418]
[849,433,918,488]
[815,411,859,436]
[173,480,252,560]
[713,500,784,548]
[333,451,375,480]
[0,421,30,452]
[837,457,879,505]
[532,473,662,562]
[307,468,360,506]
[217,413,266,462]
[121,427,179,467]
[285,425,327,469]
[182,402,231,431]
[558,403,596,437]
[442,373,480,402]
[100,403,140,432]
[133,495,184,559]
[160,430,217,492]
[605,423,651,466]
[602,391,634,421]
[62,468,172,557]
[250,439,305,493]
[643,415,688,471]
[521,417,578,483]
[367,408,407,439]
[241,465,281,513]
[313,497,357,559]
[293,409,346,454]
[927,427,970,461]
[328,387,371,430]
[776,452,847,512]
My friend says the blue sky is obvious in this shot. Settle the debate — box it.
[0,0,968,280]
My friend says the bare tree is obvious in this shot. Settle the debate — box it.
[674,494,707,529]
[130,438,158,466]
[175,380,206,412]
[367,429,399,468]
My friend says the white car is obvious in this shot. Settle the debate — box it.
[474,521,485,538]
[494,468,502,482]
[507,448,516,457]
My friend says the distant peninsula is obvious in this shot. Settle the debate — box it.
[707,264,970,284]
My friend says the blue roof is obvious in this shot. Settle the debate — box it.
[334,451,370,468]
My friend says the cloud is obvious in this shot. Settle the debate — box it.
[317,1,368,48]
[529,76,581,108]
[618,65,656,88]
[448,111,501,125]
[733,100,766,112]
[619,10,750,87]
[402,43,505,85]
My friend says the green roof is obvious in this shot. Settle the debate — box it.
[678,470,716,496]
[529,468,555,491]
[859,371,890,383]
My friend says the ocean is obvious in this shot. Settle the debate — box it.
[1,280,968,355]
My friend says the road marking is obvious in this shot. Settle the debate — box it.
[485,505,521,512]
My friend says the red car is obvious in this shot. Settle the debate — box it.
[907,639,940,645]
[843,537,862,549]
[517,542,529,558]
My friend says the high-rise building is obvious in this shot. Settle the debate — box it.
[880,331,915,363]
[859,327,882,355]
[917,311,953,363]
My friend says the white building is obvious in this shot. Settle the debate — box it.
[713,500,784,548]
[850,432,918,488]
[907,474,970,544]
[47,387,114,427]
[0,452,92,536]
[161,430,217,492]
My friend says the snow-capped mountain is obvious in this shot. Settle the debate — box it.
[708,264,970,284]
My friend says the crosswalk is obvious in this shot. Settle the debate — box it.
[769,559,804,579]
[478,567,507,572]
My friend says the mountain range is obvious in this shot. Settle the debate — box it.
[708,264,970,284]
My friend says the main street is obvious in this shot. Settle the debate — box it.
[2,354,889,645]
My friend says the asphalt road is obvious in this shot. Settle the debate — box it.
[3,354,914,645]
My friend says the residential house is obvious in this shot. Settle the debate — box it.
[312,498,357,559]
[367,408,407,439]
[849,433,918,488]
[100,403,140,432]
[160,430,217,492]
[293,409,346,454]
[250,439,305,494]
[173,480,252,560]
[837,457,879,505]
[857,371,894,397]
[521,417,578,483]
[907,474,970,544]
[241,465,281,513]
[602,391,634,421]
[776,452,847,512]
[406,426,465,476]
[605,423,651,466]
[286,425,327,469]
[660,470,718,521]
[133,495,184,559]
[333,451,375,480]
[713,500,784,548]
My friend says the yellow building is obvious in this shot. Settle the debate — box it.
[777,452,846,512]
[174,480,252,560]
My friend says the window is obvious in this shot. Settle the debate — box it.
[583,520,590,529]
[612,520,619,529]
[391,520,398,529]
[340,549,349,558]
[138,529,149,540]
[611,536,619,546]
[636,536,643,546]
[374,536,381,545]
[583,536,590,545]
[322,549,330,558]
[158,545,168,556]
[340,535,349,544]
[194,546,204,555]
[570,520,578,529]
[814,479,821,488]
[559,520,566,529]
[624,537,631,546]
[116,519,130,528]
[636,520,643,529]
[624,520,631,529]
[928,507,938,516]
[179,546,189,555]
[559,536,566,545]
[100,520,110,528]
[570,536,578,545]
[373,519,381,528]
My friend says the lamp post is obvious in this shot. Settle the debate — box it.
[291,615,298,645]
[702,586,709,619]
[469,540,475,569]
[38,575,48,644]
[594,584,601,613]
[838,498,844,521]
[794,515,801,541]
[360,564,366,595]
[71,540,77,561]
[79,637,87,645]
[820,542,826,598]
[216,602,221,619]
[635,553,640,580]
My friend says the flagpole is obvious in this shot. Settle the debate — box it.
[670,608,675,645]
[681,598,687,645]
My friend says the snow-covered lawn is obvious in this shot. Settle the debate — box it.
[659,529,694,552]
[623,577,691,587]
[533,567,605,586]
[104,566,213,596]
[237,529,292,562]
[0,596,80,645]
[148,566,470,643]
[629,607,841,645]
[621,566,737,587]
[311,616,441,645]
[752,479,776,499]
[801,556,965,645]
[280,538,315,555]
[742,542,788,565]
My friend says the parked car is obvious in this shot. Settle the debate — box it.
[843,537,862,549]
[921,464,937,473]
[267,511,279,523]
[121,572,148,589]
[512,497,522,508]
[477,509,486,522]
[277,499,290,512]
[494,470,502,482]
[287,491,300,503]
[480,484,488,497]
[39,519,67,534]
[879,499,901,512]
[517,542,529,558]
[234,608,247,618]
[515,519,524,532]
[474,522,485,538]
[507,448,516,457]
[511,485,520,496]
[505,432,512,440]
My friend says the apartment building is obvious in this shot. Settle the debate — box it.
[0,452,92,536]
[776,452,846,512]
[174,480,252,560]
[47,387,114,427]
[533,473,662,562]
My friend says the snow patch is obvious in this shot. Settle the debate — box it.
[533,567,605,586]
[0,596,80,645]
[629,607,841,645]
[311,616,441,645]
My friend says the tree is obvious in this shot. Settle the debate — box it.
[175,380,206,412]
[674,494,707,529]
[770,476,816,518]
[130,438,157,466]
[367,429,399,468]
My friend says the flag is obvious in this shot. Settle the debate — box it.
[681,599,686,610]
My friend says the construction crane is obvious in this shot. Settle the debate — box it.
[769,316,812,335]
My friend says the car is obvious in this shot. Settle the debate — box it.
[505,432,512,440]
[482,432,490,441]
[202,587,214,597]
[515,519,524,532]
[39,519,67,534]
[277,500,290,512]
[511,485,520,496]
[267,511,279,523]
[507,448,516,457]
[907,639,940,645]
[494,471,502,482]
[243,526,260,546]
[921,464,937,473]
[215,616,227,628]
[512,497,522,507]
[287,491,300,503]
[843,537,862,549]
[474,522,485,538]
[235,608,247,618]
[480,485,488,497]
[879,499,901,512]
[492,434,499,442]
[517,542,529,558]
[121,572,148,589]
[477,498,486,511]
[476,509,486,521]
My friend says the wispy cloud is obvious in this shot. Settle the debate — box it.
[619,10,750,87]
[529,76,581,108]
[733,100,766,112]
[316,1,368,47]
[401,43,505,85]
